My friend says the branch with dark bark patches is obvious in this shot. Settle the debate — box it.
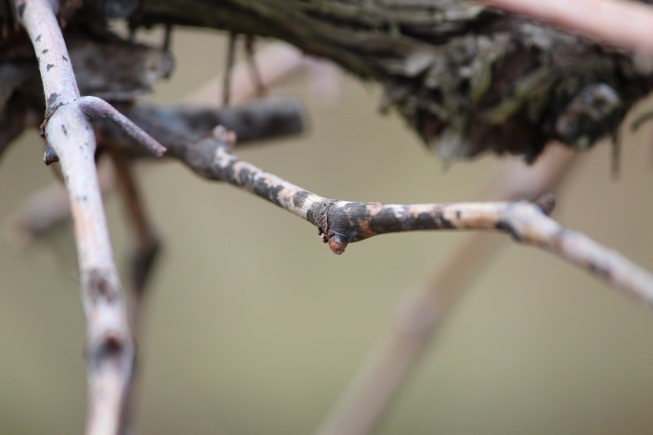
[174,128,653,308]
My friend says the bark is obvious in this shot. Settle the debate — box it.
[3,1,653,162]
[132,0,653,162]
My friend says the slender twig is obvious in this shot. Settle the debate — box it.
[222,32,238,107]
[184,42,304,106]
[177,130,653,307]
[15,1,164,434]
[109,152,161,321]
[480,0,653,54]
[79,96,166,157]
[244,35,266,97]
[109,152,161,432]
[315,144,578,435]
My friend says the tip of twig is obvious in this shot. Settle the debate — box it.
[534,193,556,215]
[327,232,348,255]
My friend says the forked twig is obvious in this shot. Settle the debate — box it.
[15,0,165,434]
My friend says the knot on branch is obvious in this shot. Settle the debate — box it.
[317,202,349,255]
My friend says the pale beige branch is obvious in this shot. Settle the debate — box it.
[16,1,164,434]
[480,0,653,55]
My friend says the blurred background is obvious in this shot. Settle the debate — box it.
[2,27,653,435]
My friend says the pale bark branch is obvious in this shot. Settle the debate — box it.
[14,1,164,434]
[136,0,653,161]
[177,130,653,308]
[479,0,653,54]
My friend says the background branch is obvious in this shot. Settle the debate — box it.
[479,0,653,54]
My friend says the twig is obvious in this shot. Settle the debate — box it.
[244,35,266,98]
[15,1,165,434]
[184,42,304,106]
[314,144,577,435]
[222,32,238,107]
[178,130,653,307]
[79,96,166,157]
[109,152,161,320]
[109,151,161,431]
[480,0,653,54]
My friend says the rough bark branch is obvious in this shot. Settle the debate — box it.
[171,129,653,308]
[14,1,165,434]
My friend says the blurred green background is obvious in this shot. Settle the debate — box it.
[2,28,653,435]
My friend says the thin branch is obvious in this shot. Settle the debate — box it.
[176,130,653,307]
[109,152,161,432]
[315,144,578,435]
[80,96,166,157]
[183,42,304,106]
[15,1,164,434]
[222,32,238,107]
[110,152,161,320]
[480,0,653,54]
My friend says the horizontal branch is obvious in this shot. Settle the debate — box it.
[171,130,653,308]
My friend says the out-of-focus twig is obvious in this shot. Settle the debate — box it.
[184,42,305,106]
[480,0,653,55]
[314,144,577,435]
